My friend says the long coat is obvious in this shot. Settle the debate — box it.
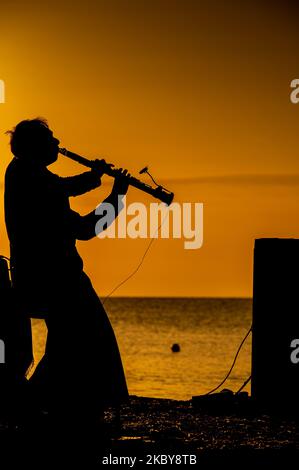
[4,157,129,412]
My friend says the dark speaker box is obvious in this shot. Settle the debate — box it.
[252,238,299,414]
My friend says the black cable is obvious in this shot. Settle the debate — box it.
[144,169,168,191]
[146,170,161,188]
[236,375,251,394]
[101,211,169,305]
[102,236,157,305]
[204,325,252,395]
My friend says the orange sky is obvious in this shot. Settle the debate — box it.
[1,0,299,297]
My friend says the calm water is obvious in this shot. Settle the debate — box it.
[31,298,252,400]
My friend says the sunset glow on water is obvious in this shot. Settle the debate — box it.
[31,297,252,400]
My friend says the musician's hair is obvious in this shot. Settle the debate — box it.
[6,117,49,158]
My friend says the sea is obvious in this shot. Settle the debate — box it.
[31,297,252,401]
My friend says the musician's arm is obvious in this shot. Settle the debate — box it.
[69,169,130,240]
[72,192,124,241]
[57,169,102,197]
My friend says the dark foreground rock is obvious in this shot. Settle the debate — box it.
[1,395,298,467]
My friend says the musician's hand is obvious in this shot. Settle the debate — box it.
[92,158,114,178]
[111,168,130,196]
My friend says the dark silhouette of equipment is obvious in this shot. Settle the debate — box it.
[252,238,299,415]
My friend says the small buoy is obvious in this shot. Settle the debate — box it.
[171,343,180,353]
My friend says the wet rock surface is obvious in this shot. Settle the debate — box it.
[1,395,298,466]
[102,395,299,466]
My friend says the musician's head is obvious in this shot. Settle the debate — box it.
[6,118,60,166]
